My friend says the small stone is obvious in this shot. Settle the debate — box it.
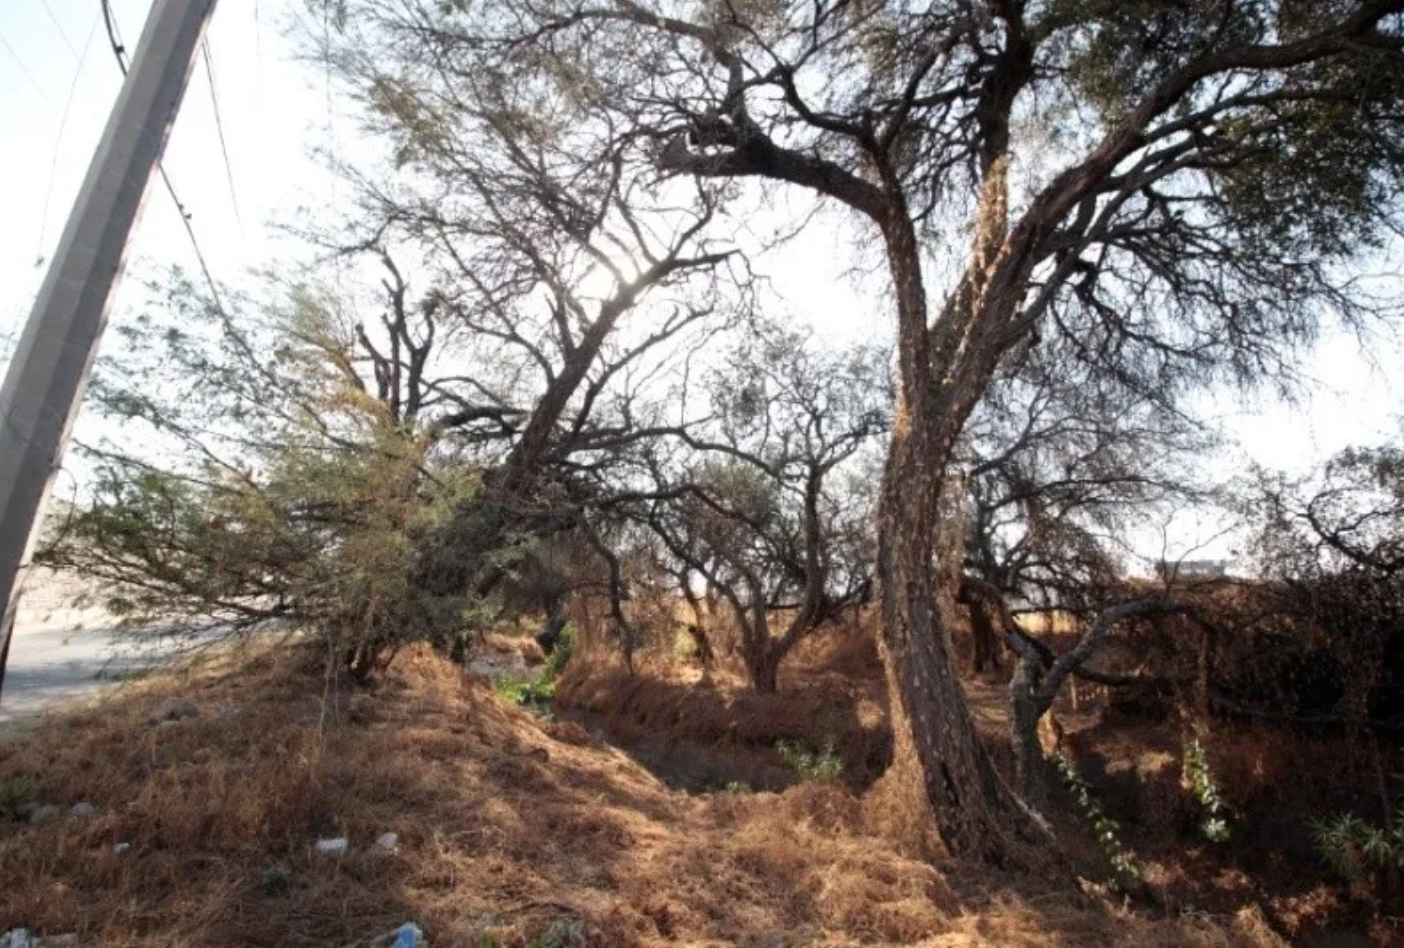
[69,802,96,818]
[315,836,349,856]
[374,832,399,853]
[146,698,198,726]
[28,805,59,826]
[113,842,131,855]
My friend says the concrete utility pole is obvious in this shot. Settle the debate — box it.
[0,0,221,699]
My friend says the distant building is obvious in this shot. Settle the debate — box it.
[1156,559,1230,581]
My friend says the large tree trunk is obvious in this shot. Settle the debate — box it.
[877,429,1037,863]
[872,176,1045,864]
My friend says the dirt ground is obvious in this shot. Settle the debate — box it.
[0,635,1312,947]
[554,624,1404,946]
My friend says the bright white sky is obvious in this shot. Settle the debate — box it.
[0,0,1401,567]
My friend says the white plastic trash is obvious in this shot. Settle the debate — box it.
[315,836,350,856]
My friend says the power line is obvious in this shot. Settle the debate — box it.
[99,0,129,72]
[0,27,54,107]
[36,14,103,268]
[253,0,264,113]
[201,40,243,232]
[99,0,233,321]
[36,0,83,62]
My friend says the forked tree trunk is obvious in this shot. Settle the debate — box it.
[873,183,1044,865]
[877,429,1038,863]
[749,648,781,694]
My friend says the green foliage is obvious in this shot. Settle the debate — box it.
[1183,739,1233,844]
[1054,753,1141,892]
[1056,0,1264,123]
[1051,0,1404,261]
[1217,65,1403,259]
[493,673,557,716]
[0,777,34,822]
[1313,801,1404,883]
[42,274,483,680]
[493,625,574,717]
[776,738,844,782]
[723,780,752,794]
[541,624,575,680]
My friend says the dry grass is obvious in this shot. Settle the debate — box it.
[0,641,1282,947]
[558,610,1404,941]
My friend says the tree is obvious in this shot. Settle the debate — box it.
[1256,443,1404,577]
[310,9,744,648]
[1243,440,1404,724]
[620,324,885,691]
[48,63,735,676]
[321,0,1404,862]
[43,262,483,678]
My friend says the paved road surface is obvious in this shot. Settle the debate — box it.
[0,569,203,727]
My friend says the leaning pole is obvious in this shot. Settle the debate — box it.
[0,0,221,699]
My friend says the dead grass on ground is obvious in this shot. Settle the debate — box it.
[0,641,1281,947]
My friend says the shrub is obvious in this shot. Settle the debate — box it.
[494,674,557,716]
[541,624,575,680]
[776,738,844,782]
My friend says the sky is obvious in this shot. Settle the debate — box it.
[1,0,1402,568]
[0,0,335,358]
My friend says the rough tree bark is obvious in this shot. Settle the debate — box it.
[874,192,1044,861]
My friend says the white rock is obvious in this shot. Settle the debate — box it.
[374,832,399,853]
[113,842,131,855]
[28,805,59,826]
[315,836,350,856]
[69,802,95,818]
[0,929,34,948]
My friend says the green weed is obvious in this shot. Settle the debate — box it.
[1183,738,1233,843]
[776,738,843,782]
[1054,752,1141,892]
[1313,802,1404,883]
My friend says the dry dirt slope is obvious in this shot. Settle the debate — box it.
[0,644,1282,946]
